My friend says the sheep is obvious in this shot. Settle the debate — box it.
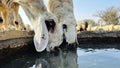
[8,11,26,31]
[17,14,26,31]
[102,24,114,31]
[88,25,114,32]
[87,25,92,31]
[0,10,25,31]
[0,17,5,32]
[14,0,63,52]
[113,25,120,31]
[47,0,77,45]
[0,0,19,31]
[76,21,88,32]
[91,26,101,31]
[24,24,31,32]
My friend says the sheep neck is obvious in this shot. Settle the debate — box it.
[19,0,47,24]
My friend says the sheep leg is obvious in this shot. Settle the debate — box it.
[13,3,19,30]
[1,9,9,31]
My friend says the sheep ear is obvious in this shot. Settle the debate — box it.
[34,20,49,52]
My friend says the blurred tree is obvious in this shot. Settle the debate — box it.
[95,6,120,25]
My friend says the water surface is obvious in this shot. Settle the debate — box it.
[0,43,120,68]
[77,48,120,68]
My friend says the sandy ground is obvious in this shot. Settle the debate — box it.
[1,30,120,49]
[0,30,34,49]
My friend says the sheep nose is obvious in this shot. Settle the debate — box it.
[63,24,67,29]
[62,24,68,45]
[62,24,67,32]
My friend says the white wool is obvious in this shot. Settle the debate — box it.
[34,13,63,52]
[14,0,63,52]
[0,1,19,31]
[62,16,77,44]
[24,24,31,31]
[47,23,63,51]
[34,17,48,52]
[64,24,76,44]
[34,12,63,52]
[47,0,77,44]
[43,12,63,51]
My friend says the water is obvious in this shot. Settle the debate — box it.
[77,48,120,68]
[1,44,120,68]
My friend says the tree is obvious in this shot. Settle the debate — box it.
[95,6,120,25]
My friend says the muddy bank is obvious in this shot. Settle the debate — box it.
[0,30,34,49]
[78,31,120,44]
[0,31,35,61]
[1,31,120,61]
[1,31,120,50]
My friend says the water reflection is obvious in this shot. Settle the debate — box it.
[1,43,120,68]
[0,49,78,68]
[30,49,78,68]
[34,59,50,68]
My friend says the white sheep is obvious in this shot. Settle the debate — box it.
[0,0,19,31]
[47,0,77,45]
[14,0,63,52]
[76,21,88,32]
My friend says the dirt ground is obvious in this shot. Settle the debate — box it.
[0,30,34,49]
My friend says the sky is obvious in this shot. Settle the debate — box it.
[19,0,120,25]
[73,0,120,21]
